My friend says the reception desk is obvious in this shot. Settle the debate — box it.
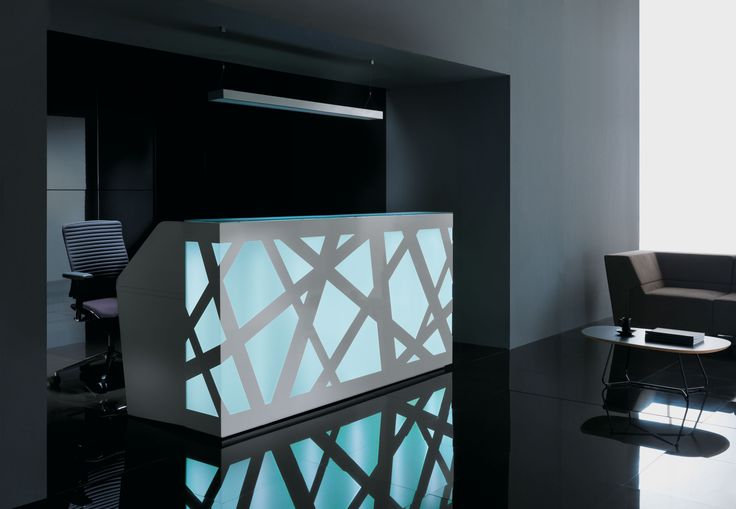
[118,213,453,437]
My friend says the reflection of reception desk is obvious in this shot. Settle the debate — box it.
[117,213,453,437]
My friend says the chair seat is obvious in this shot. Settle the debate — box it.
[81,298,118,319]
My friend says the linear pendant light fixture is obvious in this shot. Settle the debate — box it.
[208,89,384,121]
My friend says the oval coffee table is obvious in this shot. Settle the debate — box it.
[583,325,731,447]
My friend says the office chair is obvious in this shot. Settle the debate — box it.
[48,220,129,393]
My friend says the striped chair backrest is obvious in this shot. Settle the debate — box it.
[62,220,129,278]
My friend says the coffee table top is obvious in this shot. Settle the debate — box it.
[582,325,731,355]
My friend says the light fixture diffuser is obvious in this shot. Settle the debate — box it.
[208,89,383,120]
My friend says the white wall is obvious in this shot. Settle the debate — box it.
[640,0,736,254]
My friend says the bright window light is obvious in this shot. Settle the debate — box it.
[640,0,736,254]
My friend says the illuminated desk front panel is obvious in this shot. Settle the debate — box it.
[118,213,453,437]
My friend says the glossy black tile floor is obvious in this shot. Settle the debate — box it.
[22,323,736,508]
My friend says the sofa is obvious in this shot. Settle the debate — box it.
[605,250,736,337]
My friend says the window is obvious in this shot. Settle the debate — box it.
[640,0,736,253]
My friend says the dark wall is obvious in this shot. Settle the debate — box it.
[387,77,510,348]
[0,1,47,506]
[48,32,386,254]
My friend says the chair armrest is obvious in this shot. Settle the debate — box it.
[63,271,94,280]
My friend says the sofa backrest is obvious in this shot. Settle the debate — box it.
[655,252,735,292]
[604,251,662,319]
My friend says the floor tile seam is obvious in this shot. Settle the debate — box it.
[452,351,508,367]
[699,419,736,434]
[608,484,723,509]
[622,475,730,509]
[628,449,736,478]
[507,387,720,434]
[508,388,603,409]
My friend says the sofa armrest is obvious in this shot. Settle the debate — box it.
[605,251,662,320]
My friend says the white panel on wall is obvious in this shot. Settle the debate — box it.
[640,0,736,253]
[47,116,86,190]
[46,116,86,282]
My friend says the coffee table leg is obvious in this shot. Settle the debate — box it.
[675,354,691,446]
[599,348,711,448]
[601,345,615,433]
[690,355,709,431]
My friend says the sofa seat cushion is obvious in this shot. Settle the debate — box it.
[631,286,725,332]
[714,293,736,336]
[645,287,726,301]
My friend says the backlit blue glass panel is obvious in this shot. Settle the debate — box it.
[185,338,195,362]
[395,414,407,434]
[185,458,218,502]
[315,460,361,509]
[290,340,323,397]
[186,374,218,417]
[185,242,208,315]
[389,251,428,338]
[384,231,403,262]
[337,233,354,248]
[245,305,299,404]
[290,438,323,488]
[313,282,360,357]
[336,239,373,296]
[336,317,380,382]
[423,388,445,417]
[212,242,232,265]
[391,423,428,494]
[250,452,295,509]
[394,338,407,358]
[438,272,452,308]
[194,299,227,353]
[210,356,250,414]
[336,412,381,474]
[302,235,325,254]
[224,241,284,328]
[215,458,250,506]
[440,435,453,467]
[417,228,446,285]
[426,462,449,498]
[275,240,312,284]
[424,331,446,356]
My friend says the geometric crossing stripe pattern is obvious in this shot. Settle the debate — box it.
[184,374,453,508]
[184,220,453,426]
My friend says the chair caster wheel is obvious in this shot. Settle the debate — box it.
[97,380,108,393]
[48,374,61,389]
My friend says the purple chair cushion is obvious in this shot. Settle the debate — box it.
[82,298,118,319]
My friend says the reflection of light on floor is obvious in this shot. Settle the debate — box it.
[634,401,735,507]
[635,452,736,507]
[634,400,712,426]
[184,383,454,507]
